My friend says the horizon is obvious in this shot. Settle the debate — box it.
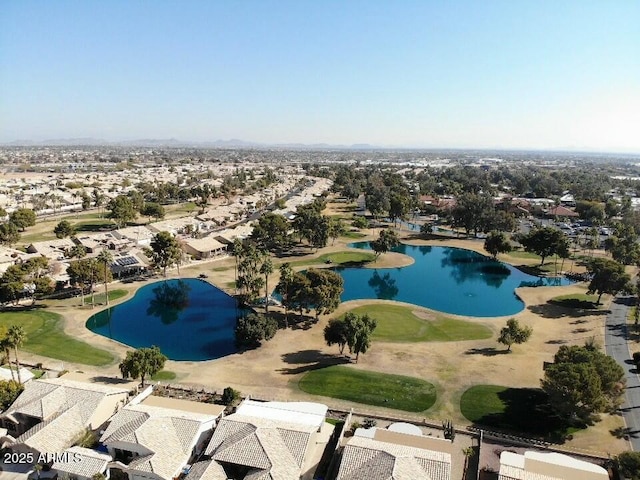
[1,1,639,153]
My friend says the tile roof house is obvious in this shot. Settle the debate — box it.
[51,446,113,480]
[498,451,609,480]
[100,394,225,480]
[336,427,452,480]
[191,400,329,480]
[0,378,130,456]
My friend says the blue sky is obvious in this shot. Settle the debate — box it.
[1,1,638,151]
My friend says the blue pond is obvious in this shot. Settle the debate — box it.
[86,278,239,361]
[338,242,573,317]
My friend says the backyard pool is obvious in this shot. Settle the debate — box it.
[338,242,573,317]
[86,278,239,361]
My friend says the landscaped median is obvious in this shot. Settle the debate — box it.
[343,304,493,343]
[0,310,114,366]
[298,365,436,412]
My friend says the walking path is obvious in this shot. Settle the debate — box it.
[605,296,640,450]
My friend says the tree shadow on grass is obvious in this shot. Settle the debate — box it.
[528,302,607,319]
[472,388,577,442]
[465,347,510,357]
[278,349,350,375]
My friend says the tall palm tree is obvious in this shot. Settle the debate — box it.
[0,333,15,382]
[97,250,113,305]
[278,263,293,328]
[232,239,244,295]
[7,325,27,384]
[259,256,273,314]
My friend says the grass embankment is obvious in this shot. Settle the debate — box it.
[344,304,492,343]
[341,231,367,239]
[460,385,579,440]
[0,310,114,366]
[549,293,601,309]
[151,370,177,381]
[286,251,376,268]
[299,365,436,412]
[82,289,128,305]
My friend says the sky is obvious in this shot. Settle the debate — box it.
[1,1,639,152]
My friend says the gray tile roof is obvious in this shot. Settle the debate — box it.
[100,403,218,480]
[337,436,452,480]
[184,460,229,480]
[51,447,112,478]
[3,378,129,454]
[204,414,315,480]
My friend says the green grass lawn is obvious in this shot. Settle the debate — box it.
[341,231,367,239]
[165,202,197,216]
[286,251,375,268]
[82,289,129,305]
[151,370,177,381]
[299,365,436,412]
[506,250,542,260]
[0,310,114,366]
[460,384,579,440]
[344,304,492,342]
[549,293,601,309]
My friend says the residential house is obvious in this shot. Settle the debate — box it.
[183,236,227,260]
[336,426,452,480]
[0,367,35,383]
[100,392,225,480]
[52,446,113,480]
[498,450,608,480]
[0,377,130,456]
[192,400,330,480]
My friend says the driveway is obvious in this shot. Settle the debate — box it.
[605,296,640,450]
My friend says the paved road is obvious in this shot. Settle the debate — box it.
[605,296,640,450]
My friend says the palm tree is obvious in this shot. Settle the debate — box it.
[232,239,244,295]
[97,250,113,305]
[7,325,27,384]
[0,332,15,382]
[259,256,273,314]
[278,263,293,328]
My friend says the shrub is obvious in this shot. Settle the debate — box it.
[221,386,241,406]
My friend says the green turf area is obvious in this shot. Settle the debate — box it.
[151,370,177,381]
[165,202,197,216]
[82,289,128,304]
[460,385,578,439]
[506,250,542,260]
[74,219,116,232]
[344,304,492,342]
[299,365,436,412]
[549,293,601,309]
[286,251,375,268]
[341,231,367,239]
[0,310,114,366]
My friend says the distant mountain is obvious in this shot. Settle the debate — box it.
[1,137,384,150]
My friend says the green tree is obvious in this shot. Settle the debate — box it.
[327,217,346,245]
[277,263,294,328]
[9,208,36,231]
[96,250,114,305]
[236,243,266,304]
[352,216,369,229]
[484,231,512,259]
[617,451,640,480]
[221,386,241,406]
[66,258,101,307]
[235,312,278,348]
[119,346,167,387]
[497,318,532,352]
[54,220,75,239]
[324,318,349,354]
[0,222,20,245]
[586,257,632,304]
[6,325,27,384]
[0,379,24,411]
[389,192,411,226]
[451,193,495,236]
[519,226,569,266]
[259,256,274,313]
[141,202,165,222]
[306,268,344,319]
[250,213,292,252]
[145,231,182,277]
[343,312,377,363]
[541,344,625,423]
[107,195,137,228]
[69,244,87,259]
[371,228,400,259]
